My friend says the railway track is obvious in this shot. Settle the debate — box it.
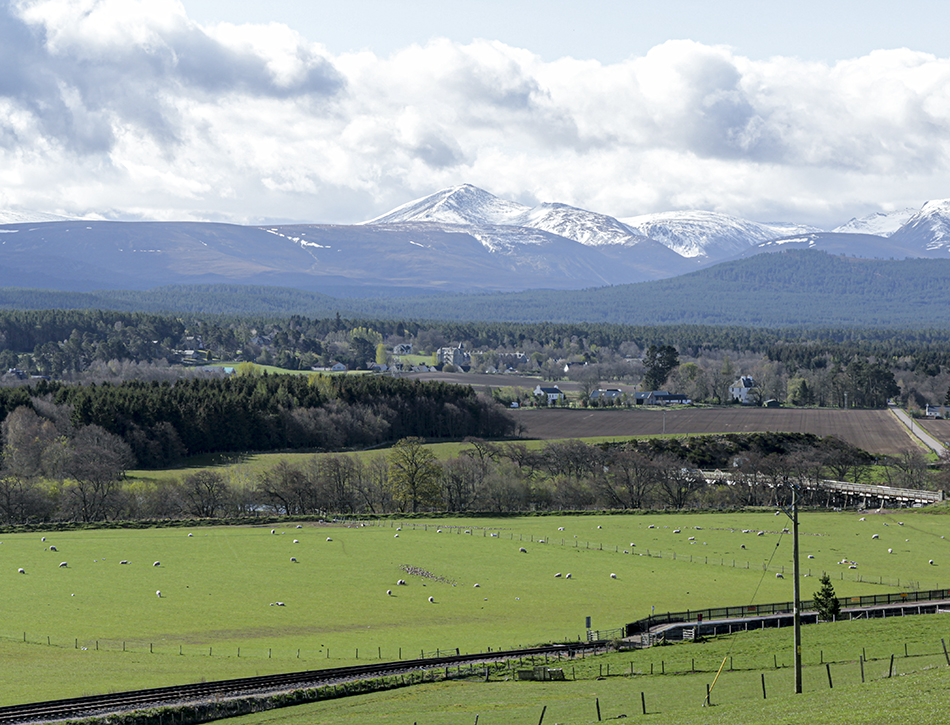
[0,644,588,724]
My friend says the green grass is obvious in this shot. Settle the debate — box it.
[220,616,950,725]
[1,511,949,704]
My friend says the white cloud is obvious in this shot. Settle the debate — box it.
[1,2,949,227]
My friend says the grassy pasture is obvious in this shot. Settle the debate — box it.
[1,511,949,704]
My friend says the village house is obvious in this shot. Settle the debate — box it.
[533,385,564,405]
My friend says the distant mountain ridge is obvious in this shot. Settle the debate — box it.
[1,185,950,296]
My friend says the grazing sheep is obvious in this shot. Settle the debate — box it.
[849,565,857,569]
[775,573,784,579]
[326,537,332,542]
[156,590,161,598]
[59,562,67,568]
[293,539,299,543]
[397,579,406,585]
[428,596,435,603]
[473,583,480,587]
[538,539,546,544]
[807,554,814,559]
[17,568,25,574]
[557,527,565,531]
[610,573,617,579]
[119,560,129,565]
[153,561,160,567]
[898,522,904,526]
[437,529,442,534]
[888,549,893,554]
[519,547,527,553]
[396,527,402,531]
[387,589,392,596]
[688,536,696,541]
[41,537,46,542]
[296,525,303,529]
[554,572,562,578]
[394,534,399,538]
[859,517,866,521]
[648,524,655,529]
[872,534,879,539]
[276,601,285,606]
[188,533,193,537]
[673,529,681,534]
[757,531,765,536]
[49,545,57,552]
[775,511,780,516]
[740,544,746,549]
[565,573,571,579]
[930,560,935,565]
[290,557,297,562]
[465,530,471,534]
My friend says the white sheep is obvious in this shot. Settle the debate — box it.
[648,524,655,529]
[119,560,129,565]
[49,545,57,552]
[859,517,866,521]
[153,561,160,567]
[558,527,565,531]
[188,533,193,537]
[293,539,299,543]
[473,583,480,587]
[296,525,303,529]
[271,529,276,534]
[41,537,46,542]
[538,539,546,544]
[610,573,617,579]
[519,547,527,553]
[565,573,572,579]
[597,525,602,529]
[275,601,285,606]
[807,554,814,559]
[775,573,784,579]
[326,537,332,542]
[465,530,471,534]
[673,529,681,534]
[888,549,893,554]
[156,590,161,598]
[757,531,764,536]
[59,562,67,568]
[554,572,562,578]
[394,534,399,538]
[930,559,935,565]
[396,527,402,531]
[290,557,297,562]
[437,529,442,533]
[17,567,25,574]
[387,589,392,596]
[872,534,879,539]
[688,536,696,541]
[740,544,746,549]
[428,596,435,603]
[849,565,857,569]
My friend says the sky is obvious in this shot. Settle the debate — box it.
[2,0,950,228]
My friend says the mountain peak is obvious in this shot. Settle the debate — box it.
[363,184,527,226]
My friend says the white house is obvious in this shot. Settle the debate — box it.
[534,385,564,405]
[729,377,756,404]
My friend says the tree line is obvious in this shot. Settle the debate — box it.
[0,374,514,469]
[3,430,942,525]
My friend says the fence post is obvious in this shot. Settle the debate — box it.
[860,655,865,682]
[826,663,833,688]
[595,697,601,722]
[761,673,767,699]
[942,639,950,666]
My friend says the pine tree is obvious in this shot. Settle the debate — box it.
[812,572,841,621]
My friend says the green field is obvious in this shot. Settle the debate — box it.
[1,511,949,707]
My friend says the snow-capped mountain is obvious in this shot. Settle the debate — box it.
[833,208,917,237]
[889,199,950,254]
[0,210,74,224]
[364,184,526,226]
[619,210,816,260]
[509,202,646,247]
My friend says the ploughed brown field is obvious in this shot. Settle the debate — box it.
[515,407,915,456]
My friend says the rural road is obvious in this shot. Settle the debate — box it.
[891,408,947,456]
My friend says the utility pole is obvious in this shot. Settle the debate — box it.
[781,477,803,694]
